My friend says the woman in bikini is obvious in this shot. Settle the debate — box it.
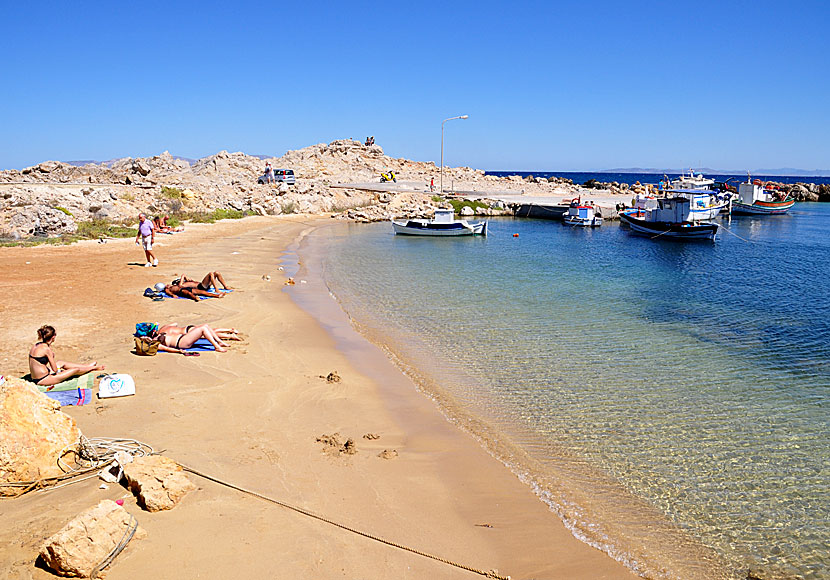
[28,325,105,389]
[152,324,230,353]
[157,323,242,341]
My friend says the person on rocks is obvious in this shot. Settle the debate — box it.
[135,213,157,267]
[28,325,105,389]
[264,162,274,184]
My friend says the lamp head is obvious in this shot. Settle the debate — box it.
[460,115,469,119]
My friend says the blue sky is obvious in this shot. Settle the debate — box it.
[2,1,828,171]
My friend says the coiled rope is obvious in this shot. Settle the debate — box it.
[179,462,511,580]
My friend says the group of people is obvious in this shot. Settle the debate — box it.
[28,267,241,389]
[364,136,375,146]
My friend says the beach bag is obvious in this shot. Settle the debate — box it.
[98,373,136,398]
[134,336,160,356]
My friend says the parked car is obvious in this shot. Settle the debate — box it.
[258,169,295,185]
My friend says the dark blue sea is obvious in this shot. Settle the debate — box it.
[487,170,830,187]
[302,204,830,580]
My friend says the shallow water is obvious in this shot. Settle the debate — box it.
[307,205,830,579]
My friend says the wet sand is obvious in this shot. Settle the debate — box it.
[0,216,638,579]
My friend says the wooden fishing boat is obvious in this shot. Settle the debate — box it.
[619,196,718,241]
[392,208,487,236]
[732,179,795,215]
[562,198,602,227]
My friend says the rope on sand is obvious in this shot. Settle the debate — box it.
[0,436,154,498]
[179,462,511,580]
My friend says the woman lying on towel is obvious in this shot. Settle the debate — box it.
[157,323,241,341]
[28,325,105,389]
[152,323,231,354]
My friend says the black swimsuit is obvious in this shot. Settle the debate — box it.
[29,343,52,384]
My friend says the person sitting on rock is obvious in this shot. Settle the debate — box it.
[28,325,105,389]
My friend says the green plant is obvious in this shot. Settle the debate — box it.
[161,186,183,199]
[121,193,135,202]
[76,218,137,239]
[431,195,444,203]
[55,206,73,216]
[447,199,489,214]
[280,201,296,215]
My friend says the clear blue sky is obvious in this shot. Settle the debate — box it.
[2,1,828,171]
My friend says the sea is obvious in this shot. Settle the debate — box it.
[295,194,829,579]
[487,170,830,187]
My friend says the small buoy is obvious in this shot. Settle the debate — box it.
[116,499,124,506]
[513,233,519,237]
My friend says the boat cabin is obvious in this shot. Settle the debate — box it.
[649,196,696,223]
[737,181,781,205]
[433,208,456,222]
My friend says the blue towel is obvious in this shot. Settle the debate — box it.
[44,388,92,406]
[160,337,216,353]
[164,288,233,300]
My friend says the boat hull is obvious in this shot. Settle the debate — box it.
[731,200,794,215]
[619,211,718,240]
[391,220,487,236]
[562,215,602,227]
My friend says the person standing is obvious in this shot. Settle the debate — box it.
[264,161,274,184]
[135,213,157,267]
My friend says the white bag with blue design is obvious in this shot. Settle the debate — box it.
[98,374,136,398]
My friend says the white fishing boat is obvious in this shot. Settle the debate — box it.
[391,208,487,236]
[562,198,602,227]
[732,178,795,215]
[669,169,715,190]
[660,171,730,220]
[619,196,718,240]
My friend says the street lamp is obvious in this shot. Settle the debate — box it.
[440,115,468,195]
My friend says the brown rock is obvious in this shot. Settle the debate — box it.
[123,455,196,512]
[0,377,80,494]
[40,499,144,578]
[378,449,398,460]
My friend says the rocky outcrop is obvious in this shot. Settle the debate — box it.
[0,377,80,494]
[40,499,145,578]
[123,455,196,512]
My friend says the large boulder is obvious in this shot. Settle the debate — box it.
[40,499,145,578]
[123,455,196,511]
[0,377,80,494]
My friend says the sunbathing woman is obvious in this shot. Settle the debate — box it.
[164,282,225,302]
[152,324,230,353]
[157,323,242,341]
[28,325,105,389]
[178,271,233,291]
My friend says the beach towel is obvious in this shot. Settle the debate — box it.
[159,337,216,352]
[164,288,233,300]
[44,388,92,406]
[21,373,96,393]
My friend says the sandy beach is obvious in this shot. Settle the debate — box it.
[0,215,638,579]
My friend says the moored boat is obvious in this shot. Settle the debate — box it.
[731,178,795,215]
[562,198,602,227]
[619,196,718,240]
[391,208,487,236]
[660,171,730,220]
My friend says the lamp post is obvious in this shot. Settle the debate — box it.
[440,115,468,195]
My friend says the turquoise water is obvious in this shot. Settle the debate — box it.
[307,206,830,579]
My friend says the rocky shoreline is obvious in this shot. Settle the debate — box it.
[1,139,827,238]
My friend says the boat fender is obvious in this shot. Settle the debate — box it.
[513,233,519,238]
